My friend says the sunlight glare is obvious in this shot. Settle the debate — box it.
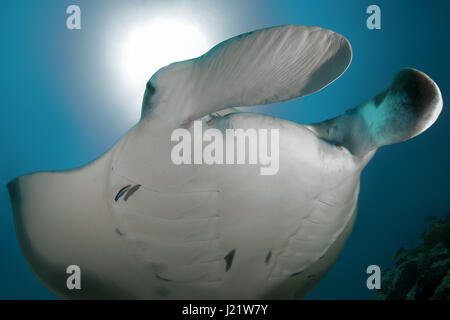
[120,18,210,92]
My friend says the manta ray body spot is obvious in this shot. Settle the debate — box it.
[224,249,236,272]
[156,275,172,282]
[115,228,125,236]
[290,271,303,278]
[265,251,272,263]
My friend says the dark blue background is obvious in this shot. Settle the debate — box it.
[1,0,449,299]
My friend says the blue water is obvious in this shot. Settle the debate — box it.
[1,0,449,299]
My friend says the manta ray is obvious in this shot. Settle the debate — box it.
[7,25,442,299]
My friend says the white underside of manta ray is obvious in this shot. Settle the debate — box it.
[8,25,443,299]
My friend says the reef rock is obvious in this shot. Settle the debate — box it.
[375,213,450,300]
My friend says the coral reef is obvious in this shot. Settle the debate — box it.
[375,212,450,300]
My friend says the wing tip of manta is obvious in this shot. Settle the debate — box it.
[141,24,353,123]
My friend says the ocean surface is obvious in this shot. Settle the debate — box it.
[1,0,449,299]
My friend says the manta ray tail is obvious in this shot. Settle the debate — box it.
[309,68,443,156]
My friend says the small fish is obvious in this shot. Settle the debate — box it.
[124,184,141,201]
[114,185,131,202]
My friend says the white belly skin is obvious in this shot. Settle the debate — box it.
[103,113,370,299]
[9,113,373,299]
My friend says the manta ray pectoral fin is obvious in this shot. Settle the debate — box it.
[309,68,443,157]
[141,25,352,125]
